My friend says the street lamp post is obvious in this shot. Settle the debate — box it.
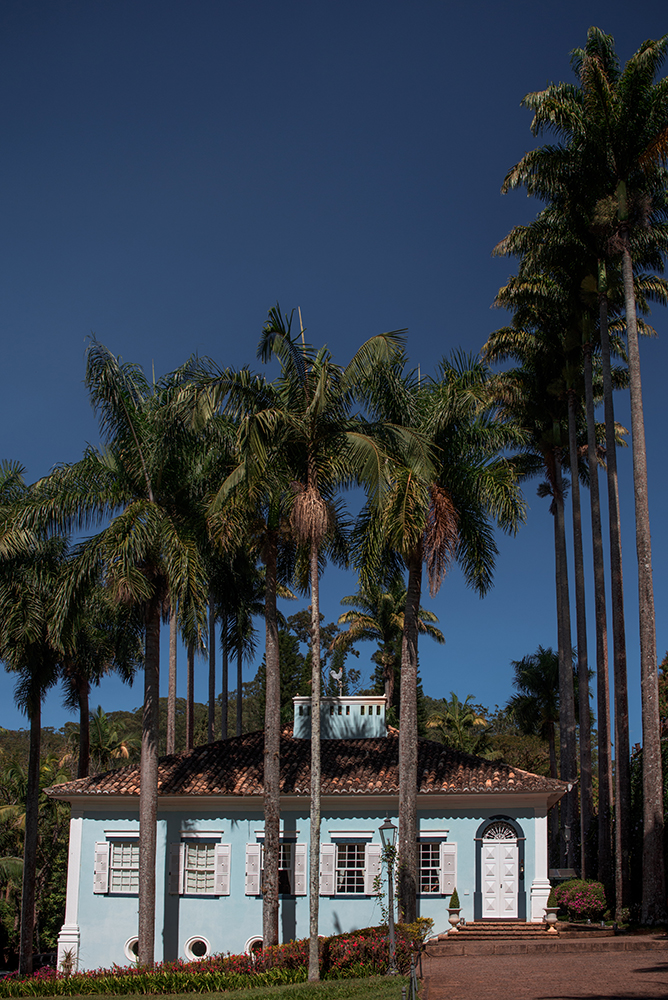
[379,818,398,975]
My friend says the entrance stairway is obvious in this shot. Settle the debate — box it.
[439,920,553,941]
[425,921,668,956]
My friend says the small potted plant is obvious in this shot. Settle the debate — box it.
[544,886,560,933]
[447,887,462,933]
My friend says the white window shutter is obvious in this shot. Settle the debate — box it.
[319,843,336,896]
[214,844,231,895]
[169,842,184,895]
[439,843,457,895]
[93,841,110,894]
[245,843,261,895]
[364,843,382,895]
[293,843,307,895]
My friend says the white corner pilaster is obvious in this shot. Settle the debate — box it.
[57,812,83,971]
[530,806,551,922]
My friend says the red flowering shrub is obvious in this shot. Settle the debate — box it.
[0,927,410,996]
[553,879,606,921]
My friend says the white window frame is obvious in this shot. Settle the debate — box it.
[169,836,230,896]
[245,841,307,896]
[418,838,457,895]
[319,841,381,896]
[94,838,140,896]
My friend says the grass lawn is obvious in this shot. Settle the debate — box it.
[34,977,410,1000]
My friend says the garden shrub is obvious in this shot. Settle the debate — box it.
[552,879,606,921]
[0,926,415,996]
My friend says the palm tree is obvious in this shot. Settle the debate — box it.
[254,307,406,978]
[426,693,492,756]
[359,354,525,920]
[486,249,626,873]
[482,324,580,865]
[59,579,142,777]
[25,344,213,965]
[332,576,444,713]
[508,646,561,858]
[65,706,140,773]
[0,526,64,974]
[503,27,668,918]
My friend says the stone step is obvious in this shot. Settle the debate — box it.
[423,934,668,958]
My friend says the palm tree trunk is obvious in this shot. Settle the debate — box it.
[620,237,666,922]
[598,268,631,915]
[583,334,613,891]
[77,678,91,779]
[308,538,322,982]
[547,720,559,862]
[18,703,41,975]
[167,607,177,755]
[138,595,161,968]
[221,613,228,739]
[236,634,243,738]
[262,533,280,948]
[567,389,593,875]
[399,545,422,924]
[186,643,194,751]
[553,458,577,868]
[208,597,216,743]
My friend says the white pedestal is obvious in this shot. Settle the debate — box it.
[57,924,80,972]
[530,879,552,922]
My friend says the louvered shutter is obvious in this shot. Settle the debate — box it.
[364,843,382,895]
[169,842,184,895]
[439,843,456,895]
[93,841,110,894]
[293,843,307,895]
[319,843,336,896]
[245,843,261,895]
[214,844,231,895]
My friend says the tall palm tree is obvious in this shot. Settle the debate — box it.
[359,354,525,919]
[482,324,580,865]
[503,27,668,918]
[25,344,213,965]
[255,307,406,978]
[0,522,64,974]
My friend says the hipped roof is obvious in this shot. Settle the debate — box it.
[46,727,568,801]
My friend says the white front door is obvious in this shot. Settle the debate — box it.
[482,832,519,919]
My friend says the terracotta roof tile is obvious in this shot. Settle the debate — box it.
[46,726,568,800]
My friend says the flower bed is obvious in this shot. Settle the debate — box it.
[552,879,606,921]
[0,927,414,997]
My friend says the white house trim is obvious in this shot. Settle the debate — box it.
[530,805,551,922]
[57,811,83,971]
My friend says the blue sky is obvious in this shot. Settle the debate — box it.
[0,0,666,745]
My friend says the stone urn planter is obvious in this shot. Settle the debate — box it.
[447,908,462,933]
[544,906,560,933]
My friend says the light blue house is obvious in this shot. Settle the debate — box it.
[48,696,567,970]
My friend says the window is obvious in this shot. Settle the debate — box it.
[124,937,139,962]
[169,838,230,895]
[319,842,381,896]
[336,843,365,894]
[245,841,307,895]
[184,936,211,961]
[184,843,216,894]
[420,842,441,894]
[94,839,139,895]
[418,841,456,895]
[110,841,139,893]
